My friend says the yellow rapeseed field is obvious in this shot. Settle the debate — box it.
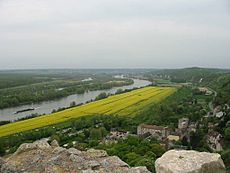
[0,86,176,137]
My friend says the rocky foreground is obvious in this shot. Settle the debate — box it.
[155,150,226,173]
[0,139,150,173]
[0,139,226,173]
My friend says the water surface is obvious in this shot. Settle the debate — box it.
[0,78,151,121]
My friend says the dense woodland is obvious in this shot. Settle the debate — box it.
[0,71,133,108]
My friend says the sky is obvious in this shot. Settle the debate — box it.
[0,0,230,69]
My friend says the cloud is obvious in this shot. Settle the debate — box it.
[0,0,229,69]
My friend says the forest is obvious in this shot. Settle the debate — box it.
[0,70,133,108]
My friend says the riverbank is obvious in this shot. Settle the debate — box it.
[0,78,151,121]
[0,86,176,137]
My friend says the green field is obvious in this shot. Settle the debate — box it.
[0,86,176,137]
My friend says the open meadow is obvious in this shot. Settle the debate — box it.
[0,86,176,137]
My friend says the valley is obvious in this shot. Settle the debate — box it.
[0,86,176,137]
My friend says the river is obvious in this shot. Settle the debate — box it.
[0,78,151,121]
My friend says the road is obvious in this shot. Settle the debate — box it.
[208,87,217,112]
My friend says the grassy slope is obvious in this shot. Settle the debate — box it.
[0,86,176,137]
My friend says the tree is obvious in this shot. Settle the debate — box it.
[0,143,5,156]
[50,134,60,143]
[95,92,107,100]
[116,89,123,94]
[125,152,140,165]
[70,101,76,107]
[221,149,230,170]
[90,128,102,140]
[224,127,230,140]
[135,158,156,173]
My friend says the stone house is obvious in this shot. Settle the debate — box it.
[198,87,212,95]
[178,118,189,129]
[188,122,198,133]
[207,131,224,152]
[137,124,170,140]
[167,135,180,142]
[109,130,129,140]
[213,105,222,115]
[176,118,193,143]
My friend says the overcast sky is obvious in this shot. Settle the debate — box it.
[0,0,230,69]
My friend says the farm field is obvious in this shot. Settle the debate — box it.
[0,86,177,137]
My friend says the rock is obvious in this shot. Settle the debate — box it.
[33,139,51,149]
[15,139,50,154]
[0,157,5,169]
[67,147,82,155]
[84,160,100,170]
[0,162,17,173]
[0,139,150,173]
[155,150,226,173]
[52,146,66,154]
[81,169,95,173]
[100,156,129,168]
[86,148,108,158]
[99,166,150,173]
[70,154,85,163]
[14,143,37,155]
[50,140,59,147]
[130,166,152,173]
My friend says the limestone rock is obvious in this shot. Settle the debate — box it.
[50,139,59,147]
[86,148,108,158]
[0,157,5,169]
[0,139,150,173]
[15,139,50,155]
[100,156,129,168]
[67,147,82,155]
[155,150,226,173]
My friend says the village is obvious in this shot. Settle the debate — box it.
[94,86,229,152]
[55,86,230,153]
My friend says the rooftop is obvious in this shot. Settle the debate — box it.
[139,124,169,131]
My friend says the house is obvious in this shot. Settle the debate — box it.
[178,118,189,129]
[176,118,191,142]
[100,130,129,145]
[109,130,129,140]
[216,111,224,118]
[137,124,170,140]
[198,87,212,95]
[207,131,224,152]
[213,106,222,115]
[188,122,197,133]
[167,135,180,142]
[165,135,181,149]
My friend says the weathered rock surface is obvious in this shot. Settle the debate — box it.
[155,150,226,173]
[0,139,150,173]
[50,139,59,147]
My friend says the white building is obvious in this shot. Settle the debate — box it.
[216,111,224,118]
